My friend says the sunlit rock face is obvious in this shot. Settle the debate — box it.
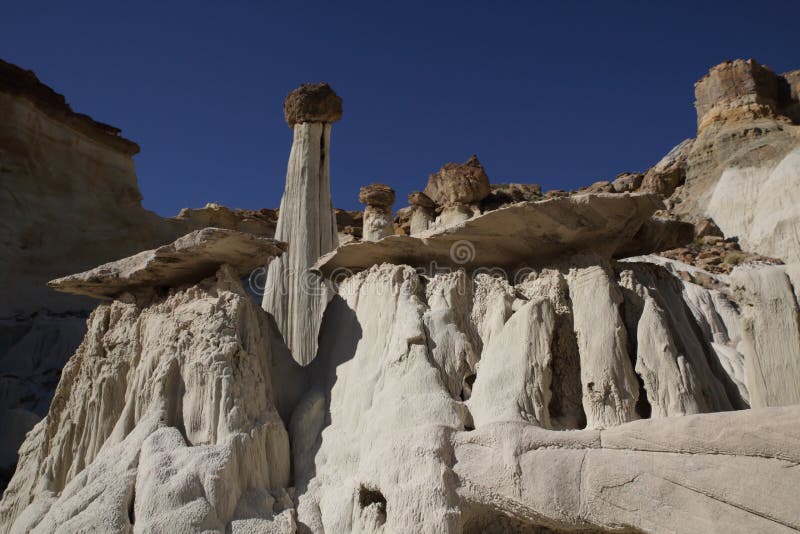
[3,58,800,534]
[262,84,342,367]
[670,59,800,264]
[0,236,301,533]
[0,59,288,488]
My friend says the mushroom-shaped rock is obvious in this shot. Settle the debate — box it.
[283,82,343,127]
[424,155,491,206]
[406,191,437,234]
[408,191,436,208]
[264,83,342,366]
[358,183,396,208]
[359,183,396,241]
[315,193,693,275]
[48,228,287,300]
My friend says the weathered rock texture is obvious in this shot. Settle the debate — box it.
[0,59,285,487]
[732,264,800,408]
[424,155,490,207]
[263,84,342,366]
[670,59,800,263]
[287,262,776,532]
[358,184,395,242]
[0,265,301,533]
[283,83,342,128]
[49,228,286,300]
[316,193,692,275]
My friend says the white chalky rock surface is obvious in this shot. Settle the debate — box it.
[3,259,799,533]
[263,122,339,366]
[0,267,300,533]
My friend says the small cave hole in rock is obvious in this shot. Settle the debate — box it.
[358,485,387,525]
[461,373,477,401]
[634,373,652,419]
[128,487,136,525]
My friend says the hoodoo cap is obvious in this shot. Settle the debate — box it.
[284,82,343,127]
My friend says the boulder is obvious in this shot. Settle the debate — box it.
[408,191,436,208]
[695,217,724,238]
[358,183,395,208]
[611,172,643,193]
[423,155,491,206]
[283,82,342,127]
[641,138,694,196]
[48,228,286,300]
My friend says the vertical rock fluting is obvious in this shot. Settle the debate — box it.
[358,183,395,241]
[263,83,342,366]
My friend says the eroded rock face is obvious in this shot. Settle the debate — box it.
[0,266,303,533]
[263,92,340,366]
[694,59,783,129]
[640,138,694,197]
[669,59,800,264]
[0,59,283,487]
[283,83,343,127]
[287,261,776,532]
[359,184,396,242]
[423,155,491,206]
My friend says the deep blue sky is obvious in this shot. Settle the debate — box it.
[2,1,798,216]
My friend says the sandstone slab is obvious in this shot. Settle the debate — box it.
[316,193,691,275]
[48,228,286,300]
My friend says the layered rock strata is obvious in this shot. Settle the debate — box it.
[358,184,395,242]
[262,84,342,366]
[671,59,800,263]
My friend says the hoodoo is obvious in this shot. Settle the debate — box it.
[262,83,343,366]
[358,183,396,241]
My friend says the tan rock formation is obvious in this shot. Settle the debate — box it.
[640,138,694,197]
[283,82,342,128]
[423,155,491,206]
[668,59,800,263]
[358,183,395,242]
[262,84,342,366]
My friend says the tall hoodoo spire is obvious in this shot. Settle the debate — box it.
[262,83,342,366]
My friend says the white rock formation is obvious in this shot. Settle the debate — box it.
[0,258,301,533]
[732,264,800,407]
[262,84,342,366]
[358,184,395,242]
[286,262,790,532]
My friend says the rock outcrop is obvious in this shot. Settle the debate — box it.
[0,231,299,533]
[262,84,342,366]
[48,228,286,300]
[0,59,282,488]
[732,265,800,408]
[316,193,692,275]
[669,59,800,263]
[3,56,800,534]
[358,183,395,242]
